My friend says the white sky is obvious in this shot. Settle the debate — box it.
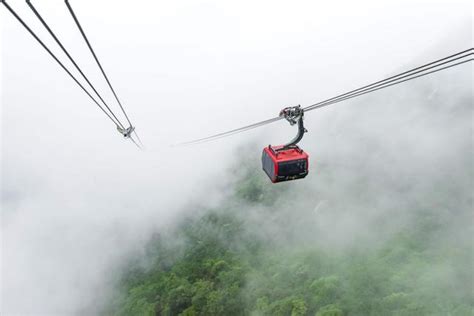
[0,0,472,314]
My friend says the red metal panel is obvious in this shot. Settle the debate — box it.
[263,145,309,182]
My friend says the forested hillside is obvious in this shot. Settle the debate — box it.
[104,81,472,316]
[104,160,472,315]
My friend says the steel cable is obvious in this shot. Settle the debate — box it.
[26,0,126,129]
[304,50,473,112]
[1,0,120,127]
[304,58,472,113]
[64,0,134,129]
[179,49,473,145]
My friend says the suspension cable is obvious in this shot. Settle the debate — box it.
[1,0,120,127]
[305,57,472,112]
[176,117,283,146]
[64,0,134,128]
[304,50,473,112]
[178,49,472,145]
[26,0,125,129]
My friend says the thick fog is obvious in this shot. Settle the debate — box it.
[1,0,472,314]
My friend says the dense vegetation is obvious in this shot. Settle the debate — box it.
[105,147,473,316]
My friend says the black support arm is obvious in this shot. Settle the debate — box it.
[279,105,307,149]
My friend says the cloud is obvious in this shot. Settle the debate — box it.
[1,0,471,314]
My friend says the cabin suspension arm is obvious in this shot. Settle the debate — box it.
[279,105,307,149]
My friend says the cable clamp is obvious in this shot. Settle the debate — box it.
[117,126,135,138]
[279,105,304,125]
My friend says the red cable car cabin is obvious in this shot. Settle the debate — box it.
[262,145,309,183]
[261,105,310,183]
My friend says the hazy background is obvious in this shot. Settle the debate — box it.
[1,0,472,314]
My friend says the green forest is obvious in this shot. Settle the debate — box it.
[104,148,473,316]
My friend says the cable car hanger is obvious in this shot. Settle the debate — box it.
[278,105,307,150]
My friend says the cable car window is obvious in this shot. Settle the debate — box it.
[262,150,275,179]
[278,159,307,176]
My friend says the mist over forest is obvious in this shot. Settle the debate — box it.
[1,1,472,315]
[100,68,473,315]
